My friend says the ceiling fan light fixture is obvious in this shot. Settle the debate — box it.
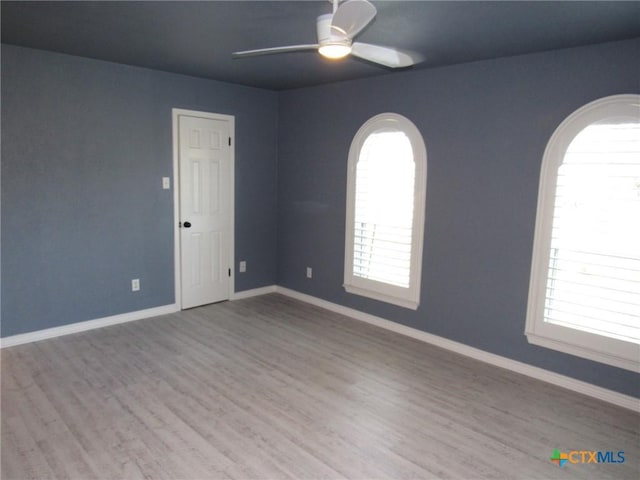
[319,43,352,59]
[232,0,422,69]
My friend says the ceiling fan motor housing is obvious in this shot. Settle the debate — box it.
[317,14,351,48]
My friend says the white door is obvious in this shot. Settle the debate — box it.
[177,112,233,309]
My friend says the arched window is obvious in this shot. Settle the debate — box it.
[344,113,426,309]
[526,95,640,371]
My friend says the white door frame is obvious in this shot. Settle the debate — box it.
[172,108,235,309]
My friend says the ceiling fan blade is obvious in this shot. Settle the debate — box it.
[233,44,318,59]
[351,42,423,68]
[331,0,376,39]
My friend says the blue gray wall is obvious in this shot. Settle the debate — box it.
[3,39,638,398]
[277,38,640,397]
[1,44,278,337]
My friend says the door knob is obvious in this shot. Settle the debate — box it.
[183,221,191,228]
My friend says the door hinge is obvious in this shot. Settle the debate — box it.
[228,137,231,146]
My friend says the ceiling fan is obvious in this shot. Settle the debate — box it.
[232,0,423,68]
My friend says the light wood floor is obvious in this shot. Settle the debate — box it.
[2,294,638,479]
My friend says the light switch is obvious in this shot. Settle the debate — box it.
[162,177,171,189]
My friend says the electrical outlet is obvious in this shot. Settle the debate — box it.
[306,267,312,279]
[239,260,247,273]
[162,177,171,189]
[131,278,140,292]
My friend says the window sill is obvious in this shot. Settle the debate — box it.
[525,330,639,373]
[344,283,419,310]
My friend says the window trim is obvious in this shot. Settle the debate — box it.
[344,113,426,310]
[525,94,640,372]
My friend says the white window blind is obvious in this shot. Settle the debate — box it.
[353,131,415,287]
[544,121,640,344]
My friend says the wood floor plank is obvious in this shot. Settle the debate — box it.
[2,294,638,479]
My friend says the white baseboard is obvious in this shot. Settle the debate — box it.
[0,304,179,348]
[275,287,640,412]
[0,284,277,348]
[232,285,277,300]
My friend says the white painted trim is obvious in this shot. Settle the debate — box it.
[172,108,235,309]
[0,283,277,347]
[343,113,426,310]
[231,285,277,300]
[0,304,179,349]
[275,287,639,412]
[172,110,182,309]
